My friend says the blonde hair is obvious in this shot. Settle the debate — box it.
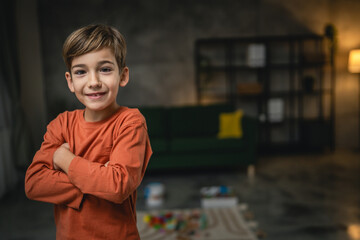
[62,24,127,71]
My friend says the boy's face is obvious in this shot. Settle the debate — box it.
[65,47,129,121]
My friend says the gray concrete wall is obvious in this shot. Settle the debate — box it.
[31,0,360,149]
[16,0,46,150]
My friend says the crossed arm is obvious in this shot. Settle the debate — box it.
[53,143,74,174]
[25,119,151,210]
[53,143,110,173]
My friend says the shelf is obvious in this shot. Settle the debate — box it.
[258,117,329,124]
[196,34,324,45]
[195,35,334,152]
[198,66,260,72]
[198,62,327,72]
[237,89,332,98]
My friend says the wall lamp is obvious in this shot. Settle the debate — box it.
[348,49,360,149]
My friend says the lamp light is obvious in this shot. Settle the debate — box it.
[348,49,360,149]
[348,49,360,73]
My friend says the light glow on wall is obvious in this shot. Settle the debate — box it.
[348,49,360,73]
[348,224,360,240]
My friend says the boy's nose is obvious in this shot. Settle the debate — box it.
[88,73,102,88]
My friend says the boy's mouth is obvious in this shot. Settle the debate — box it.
[85,92,106,99]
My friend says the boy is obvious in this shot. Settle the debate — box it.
[25,24,152,240]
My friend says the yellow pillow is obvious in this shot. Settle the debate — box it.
[217,110,243,139]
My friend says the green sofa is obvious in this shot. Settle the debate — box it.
[139,104,257,170]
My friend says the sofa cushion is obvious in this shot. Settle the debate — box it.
[148,138,168,153]
[169,104,234,138]
[139,107,168,138]
[217,110,243,139]
[148,152,254,169]
[170,137,246,152]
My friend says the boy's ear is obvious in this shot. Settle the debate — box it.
[119,67,129,87]
[65,72,75,92]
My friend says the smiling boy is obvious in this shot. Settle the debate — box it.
[25,24,152,240]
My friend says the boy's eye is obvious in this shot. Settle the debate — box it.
[74,70,86,75]
[100,67,112,73]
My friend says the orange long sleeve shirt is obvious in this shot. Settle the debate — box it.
[25,107,152,240]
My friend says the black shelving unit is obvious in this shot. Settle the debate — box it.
[195,35,334,153]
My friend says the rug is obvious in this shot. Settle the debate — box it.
[137,206,258,240]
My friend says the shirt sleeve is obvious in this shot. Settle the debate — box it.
[24,115,83,210]
[66,114,152,204]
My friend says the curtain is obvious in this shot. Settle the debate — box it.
[0,79,18,197]
[0,0,32,198]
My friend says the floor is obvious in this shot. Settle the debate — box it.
[0,150,359,240]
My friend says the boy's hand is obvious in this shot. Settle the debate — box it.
[53,143,75,174]
[60,143,70,151]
